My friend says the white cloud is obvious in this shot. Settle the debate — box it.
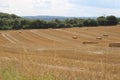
[8,0,34,15]
[33,0,52,11]
[0,0,120,17]
[69,4,120,17]
[0,0,34,15]
[32,0,73,16]
[69,0,120,9]
[0,0,9,8]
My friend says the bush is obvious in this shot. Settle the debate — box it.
[83,19,98,26]
[97,16,108,26]
[106,15,118,25]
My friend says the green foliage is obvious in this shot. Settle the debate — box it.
[0,12,119,30]
[0,67,26,80]
[83,19,98,26]
[57,23,66,28]
[97,16,108,26]
[97,15,118,26]
[0,67,55,80]
[38,75,55,80]
[106,15,118,25]
[0,12,20,19]
[0,26,13,30]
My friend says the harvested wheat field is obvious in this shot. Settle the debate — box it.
[0,26,120,80]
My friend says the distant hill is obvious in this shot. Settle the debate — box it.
[23,16,75,21]
[23,16,96,21]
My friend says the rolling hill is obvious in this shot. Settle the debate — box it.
[23,15,96,21]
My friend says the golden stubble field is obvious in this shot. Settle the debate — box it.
[0,26,120,80]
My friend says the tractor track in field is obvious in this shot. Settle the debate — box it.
[1,33,16,44]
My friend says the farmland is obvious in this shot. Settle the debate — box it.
[0,26,120,80]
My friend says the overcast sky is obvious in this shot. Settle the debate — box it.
[0,0,120,17]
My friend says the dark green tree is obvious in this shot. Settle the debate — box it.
[83,19,98,26]
[13,20,21,29]
[106,15,118,25]
[97,16,108,26]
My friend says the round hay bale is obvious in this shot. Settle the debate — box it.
[96,37,102,40]
[72,36,78,39]
[109,43,120,47]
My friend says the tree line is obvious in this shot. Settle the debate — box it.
[0,12,119,30]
